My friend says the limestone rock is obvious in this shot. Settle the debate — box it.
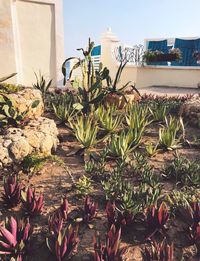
[0,117,59,168]
[179,95,200,127]
[8,88,44,119]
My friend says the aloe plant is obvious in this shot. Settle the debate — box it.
[96,105,122,133]
[52,101,76,124]
[145,142,159,157]
[0,216,32,260]
[107,131,135,159]
[46,225,79,261]
[33,72,52,102]
[2,175,22,208]
[70,115,98,150]
[21,187,44,216]
[125,104,150,131]
[149,103,169,122]
[159,116,184,150]
[93,224,122,261]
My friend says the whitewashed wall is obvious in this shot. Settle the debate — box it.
[0,0,64,86]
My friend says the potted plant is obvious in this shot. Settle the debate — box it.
[104,46,141,109]
[143,48,181,63]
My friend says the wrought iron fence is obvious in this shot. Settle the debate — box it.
[113,45,144,65]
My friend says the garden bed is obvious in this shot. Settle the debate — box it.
[1,94,200,260]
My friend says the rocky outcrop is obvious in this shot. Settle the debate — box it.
[179,95,200,127]
[8,88,44,119]
[0,117,59,168]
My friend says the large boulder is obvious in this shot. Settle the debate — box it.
[8,88,44,119]
[179,95,200,127]
[0,117,59,168]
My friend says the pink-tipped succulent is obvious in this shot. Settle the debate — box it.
[49,211,64,236]
[0,216,32,260]
[21,187,44,216]
[46,225,79,261]
[143,238,174,261]
[145,202,169,239]
[93,224,122,261]
[59,197,69,220]
[2,175,22,208]
[83,196,98,223]
[106,201,116,227]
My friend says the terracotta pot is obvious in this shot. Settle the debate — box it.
[105,91,141,109]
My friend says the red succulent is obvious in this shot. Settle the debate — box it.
[46,225,79,261]
[145,202,169,239]
[94,224,122,261]
[2,175,22,208]
[83,196,98,223]
[21,187,44,216]
[0,216,32,260]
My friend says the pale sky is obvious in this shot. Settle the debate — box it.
[63,0,200,57]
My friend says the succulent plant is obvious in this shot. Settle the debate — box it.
[83,196,98,223]
[59,197,69,220]
[2,175,22,208]
[0,216,32,260]
[48,211,64,236]
[93,224,122,261]
[143,238,174,261]
[145,202,169,239]
[46,225,79,261]
[21,187,44,216]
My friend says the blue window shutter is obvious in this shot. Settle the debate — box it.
[172,38,196,66]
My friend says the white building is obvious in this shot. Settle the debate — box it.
[0,0,64,86]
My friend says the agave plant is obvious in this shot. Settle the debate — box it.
[46,225,79,261]
[21,187,44,216]
[0,216,32,260]
[145,142,159,157]
[96,105,122,133]
[52,101,76,124]
[33,71,52,102]
[159,116,184,150]
[107,131,134,160]
[82,196,98,223]
[125,104,150,131]
[2,175,22,208]
[145,202,169,239]
[149,103,169,122]
[93,224,122,261]
[70,115,98,150]
[143,238,174,261]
